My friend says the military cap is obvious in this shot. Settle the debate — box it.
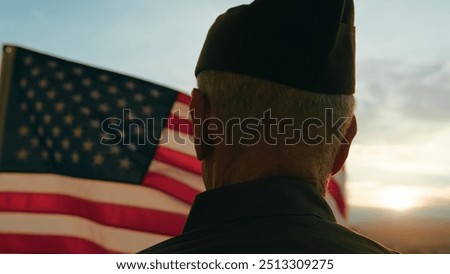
[195,0,356,95]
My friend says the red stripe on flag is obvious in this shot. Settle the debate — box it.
[154,147,202,175]
[176,92,191,105]
[167,114,193,135]
[327,177,347,218]
[0,233,118,254]
[0,192,186,236]
[142,173,200,204]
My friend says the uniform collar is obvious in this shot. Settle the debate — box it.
[183,176,336,232]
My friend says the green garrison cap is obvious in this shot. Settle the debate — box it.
[195,0,356,95]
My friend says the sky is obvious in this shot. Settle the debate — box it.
[1,0,450,223]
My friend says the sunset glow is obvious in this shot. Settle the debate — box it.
[347,182,440,212]
[378,187,423,211]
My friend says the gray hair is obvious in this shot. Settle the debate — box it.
[197,71,355,187]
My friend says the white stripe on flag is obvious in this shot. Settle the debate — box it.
[0,173,191,215]
[159,128,196,157]
[148,160,205,192]
[0,213,169,253]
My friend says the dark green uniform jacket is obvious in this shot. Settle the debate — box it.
[139,176,396,254]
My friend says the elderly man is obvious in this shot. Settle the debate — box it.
[140,0,395,253]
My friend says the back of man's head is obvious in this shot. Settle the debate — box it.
[191,0,357,193]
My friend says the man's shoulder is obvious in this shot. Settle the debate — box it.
[316,220,397,254]
[139,215,396,254]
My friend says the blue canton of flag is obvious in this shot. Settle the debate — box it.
[0,45,177,183]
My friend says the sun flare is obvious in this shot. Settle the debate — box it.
[378,187,423,211]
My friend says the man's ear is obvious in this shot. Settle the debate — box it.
[189,88,211,160]
[331,115,357,175]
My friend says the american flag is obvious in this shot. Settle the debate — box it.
[0,45,347,253]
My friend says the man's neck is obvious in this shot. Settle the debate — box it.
[202,145,325,193]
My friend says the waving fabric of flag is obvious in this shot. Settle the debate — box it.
[0,45,347,253]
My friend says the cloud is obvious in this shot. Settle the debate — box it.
[358,59,450,120]
[355,59,450,145]
[349,126,450,177]
[347,59,450,208]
